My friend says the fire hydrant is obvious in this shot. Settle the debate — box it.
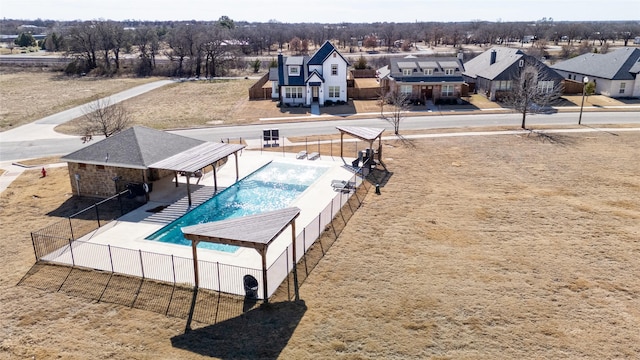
[41,167,46,178]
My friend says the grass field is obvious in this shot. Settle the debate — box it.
[1,129,639,359]
[0,68,161,131]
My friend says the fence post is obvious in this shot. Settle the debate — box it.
[95,203,101,228]
[68,238,75,266]
[108,245,114,272]
[139,249,145,279]
[216,262,221,293]
[68,217,75,241]
[30,232,38,262]
[118,192,124,216]
[171,255,176,285]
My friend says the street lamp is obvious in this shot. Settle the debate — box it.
[578,76,589,125]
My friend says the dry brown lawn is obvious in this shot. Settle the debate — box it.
[0,68,161,131]
[1,130,639,359]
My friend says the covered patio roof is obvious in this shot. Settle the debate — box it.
[182,207,301,306]
[335,126,384,142]
[149,142,245,173]
[149,142,246,206]
[336,126,387,171]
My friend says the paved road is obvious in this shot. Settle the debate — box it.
[2,110,639,162]
[174,111,640,142]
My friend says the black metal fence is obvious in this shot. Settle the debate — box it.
[28,169,372,301]
[31,190,145,261]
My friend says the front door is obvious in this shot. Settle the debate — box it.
[312,87,319,102]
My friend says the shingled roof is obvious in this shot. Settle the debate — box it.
[463,47,526,81]
[551,47,640,80]
[60,126,204,169]
[308,41,349,66]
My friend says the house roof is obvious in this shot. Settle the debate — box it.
[268,67,279,81]
[285,56,304,66]
[60,126,204,169]
[306,69,325,84]
[462,47,525,81]
[551,47,640,80]
[389,56,465,83]
[308,41,350,66]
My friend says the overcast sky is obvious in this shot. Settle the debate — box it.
[1,0,638,23]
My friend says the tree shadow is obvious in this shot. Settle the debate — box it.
[524,129,576,146]
[171,300,307,360]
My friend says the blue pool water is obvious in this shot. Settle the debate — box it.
[146,161,329,252]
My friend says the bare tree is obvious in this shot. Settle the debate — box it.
[80,98,131,138]
[385,90,410,135]
[501,63,563,129]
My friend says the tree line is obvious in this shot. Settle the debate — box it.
[3,17,639,77]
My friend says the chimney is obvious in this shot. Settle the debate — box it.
[490,50,497,65]
[277,52,284,83]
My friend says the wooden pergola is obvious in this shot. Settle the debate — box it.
[149,142,245,206]
[181,207,301,303]
[336,126,387,171]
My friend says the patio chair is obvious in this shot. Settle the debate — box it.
[308,152,320,160]
[296,150,307,159]
[331,180,355,192]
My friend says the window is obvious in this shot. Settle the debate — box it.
[537,81,554,94]
[495,81,512,91]
[400,85,412,96]
[441,85,454,97]
[402,68,412,76]
[329,86,340,98]
[285,87,303,98]
[331,64,338,76]
[288,66,299,76]
[423,68,433,75]
[619,82,626,94]
[444,68,455,75]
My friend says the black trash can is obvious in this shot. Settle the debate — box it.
[243,275,259,299]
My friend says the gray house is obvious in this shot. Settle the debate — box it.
[551,47,640,98]
[463,47,563,101]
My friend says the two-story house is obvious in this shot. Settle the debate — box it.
[379,55,466,104]
[275,41,349,106]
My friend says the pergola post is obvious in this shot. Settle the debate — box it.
[185,239,200,332]
[234,153,240,181]
[291,220,299,301]
[186,176,192,207]
[174,171,179,187]
[260,247,269,303]
[340,133,344,158]
[191,240,200,289]
[213,165,218,192]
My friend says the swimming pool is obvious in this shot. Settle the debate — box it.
[145,161,330,252]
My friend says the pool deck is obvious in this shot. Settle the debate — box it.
[58,150,358,271]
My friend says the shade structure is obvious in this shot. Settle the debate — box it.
[149,142,245,206]
[182,207,301,303]
[336,126,387,171]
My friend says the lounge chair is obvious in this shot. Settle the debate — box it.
[296,150,307,159]
[308,152,320,160]
[331,180,355,192]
